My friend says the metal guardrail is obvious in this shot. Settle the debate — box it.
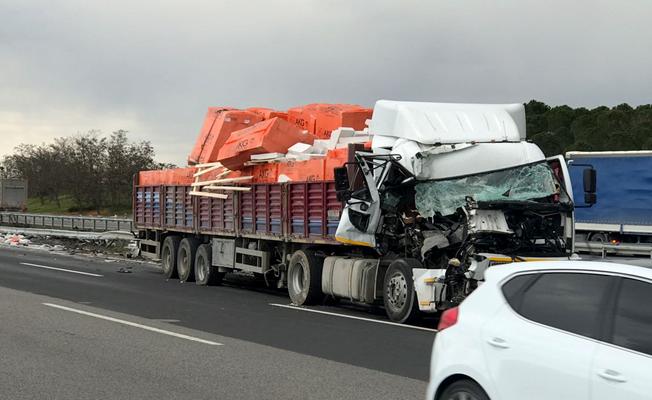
[0,212,133,233]
[575,240,652,258]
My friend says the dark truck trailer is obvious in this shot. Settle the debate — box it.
[0,179,28,211]
[567,151,652,256]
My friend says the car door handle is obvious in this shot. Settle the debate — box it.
[597,369,627,383]
[486,337,510,349]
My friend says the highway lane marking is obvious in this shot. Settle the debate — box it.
[20,262,103,277]
[269,303,438,332]
[42,303,223,346]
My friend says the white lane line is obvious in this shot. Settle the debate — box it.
[20,262,103,277]
[43,303,222,346]
[269,303,438,333]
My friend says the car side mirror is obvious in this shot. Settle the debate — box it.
[334,167,351,202]
[583,168,597,205]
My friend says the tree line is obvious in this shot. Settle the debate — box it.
[0,131,173,212]
[526,100,652,156]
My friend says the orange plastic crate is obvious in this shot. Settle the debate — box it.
[188,109,263,165]
[139,167,196,186]
[277,159,326,182]
[217,117,314,170]
[246,107,288,121]
[287,103,372,139]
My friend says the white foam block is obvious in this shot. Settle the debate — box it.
[250,153,285,160]
[287,143,313,154]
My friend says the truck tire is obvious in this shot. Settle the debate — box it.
[161,236,181,279]
[177,238,199,283]
[287,249,323,305]
[589,232,608,243]
[383,258,420,323]
[195,244,225,286]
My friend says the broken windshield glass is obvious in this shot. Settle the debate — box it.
[415,162,558,217]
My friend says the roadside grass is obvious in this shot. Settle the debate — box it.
[26,195,132,217]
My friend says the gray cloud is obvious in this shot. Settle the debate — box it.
[1,0,650,165]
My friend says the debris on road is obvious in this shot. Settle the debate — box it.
[2,233,31,246]
[0,229,142,261]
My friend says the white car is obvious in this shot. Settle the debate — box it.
[426,261,652,400]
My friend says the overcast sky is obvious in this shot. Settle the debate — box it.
[1,0,650,165]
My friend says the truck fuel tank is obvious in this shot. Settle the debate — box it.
[322,257,377,304]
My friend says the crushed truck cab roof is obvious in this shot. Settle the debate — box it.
[368,100,526,145]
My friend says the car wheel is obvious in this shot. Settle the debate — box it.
[195,244,225,286]
[287,249,323,305]
[177,238,199,283]
[439,379,489,400]
[383,258,420,323]
[161,236,181,279]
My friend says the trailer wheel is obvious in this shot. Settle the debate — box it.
[589,232,608,243]
[195,244,225,286]
[287,249,323,305]
[161,236,181,279]
[383,259,420,323]
[177,238,199,283]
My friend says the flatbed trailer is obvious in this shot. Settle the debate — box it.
[134,179,351,281]
[135,180,343,246]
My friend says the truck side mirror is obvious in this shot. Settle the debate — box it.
[583,168,597,205]
[334,167,351,202]
[584,192,597,205]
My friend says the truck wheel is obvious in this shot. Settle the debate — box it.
[287,249,323,305]
[589,232,608,243]
[177,238,199,283]
[161,236,181,279]
[383,259,420,323]
[195,244,225,286]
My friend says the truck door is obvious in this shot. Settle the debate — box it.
[334,154,383,247]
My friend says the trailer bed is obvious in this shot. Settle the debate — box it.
[134,181,343,244]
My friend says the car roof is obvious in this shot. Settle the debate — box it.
[485,260,652,283]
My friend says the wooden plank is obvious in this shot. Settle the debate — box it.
[213,170,231,179]
[204,186,251,192]
[193,161,222,168]
[250,152,285,160]
[193,164,224,177]
[190,191,228,199]
[191,176,253,187]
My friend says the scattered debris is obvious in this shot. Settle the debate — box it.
[0,230,141,260]
[2,233,31,246]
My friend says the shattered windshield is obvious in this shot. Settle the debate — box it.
[415,162,558,217]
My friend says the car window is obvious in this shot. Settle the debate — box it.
[501,274,537,309]
[611,278,652,356]
[513,272,612,340]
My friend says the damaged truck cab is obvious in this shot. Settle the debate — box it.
[324,101,596,322]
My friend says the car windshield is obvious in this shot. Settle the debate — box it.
[414,161,558,217]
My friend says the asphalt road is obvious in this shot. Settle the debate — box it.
[0,246,432,399]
